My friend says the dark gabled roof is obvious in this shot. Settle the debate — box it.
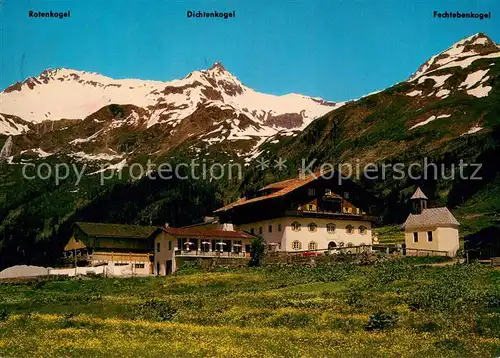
[161,226,255,239]
[74,222,157,240]
[214,171,324,213]
[403,207,460,230]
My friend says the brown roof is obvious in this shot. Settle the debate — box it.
[214,171,325,213]
[75,222,157,239]
[161,227,254,239]
[411,187,428,200]
[64,237,87,251]
[403,207,460,230]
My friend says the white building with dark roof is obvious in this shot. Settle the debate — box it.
[214,171,378,252]
[402,188,460,257]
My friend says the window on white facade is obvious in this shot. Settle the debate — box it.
[308,188,316,196]
[168,241,172,250]
[359,226,367,234]
[277,224,282,232]
[259,227,263,235]
[308,222,317,232]
[156,242,160,252]
[291,222,301,231]
[427,231,433,242]
[292,240,302,250]
[268,225,273,233]
[413,232,418,243]
[308,241,317,250]
[250,228,255,235]
[327,223,336,233]
[135,263,145,269]
[346,225,354,234]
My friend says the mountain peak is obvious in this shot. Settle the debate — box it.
[410,32,500,80]
[451,32,498,53]
[208,62,227,73]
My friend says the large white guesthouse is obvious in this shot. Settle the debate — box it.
[214,171,378,252]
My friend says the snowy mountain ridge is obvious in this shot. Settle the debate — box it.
[1,33,499,166]
[0,62,340,132]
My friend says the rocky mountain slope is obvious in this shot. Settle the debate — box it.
[242,33,500,234]
[0,63,341,164]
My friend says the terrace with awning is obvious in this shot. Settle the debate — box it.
[160,226,255,257]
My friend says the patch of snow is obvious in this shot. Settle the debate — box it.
[70,129,103,144]
[88,159,127,174]
[410,114,451,130]
[202,136,226,145]
[436,89,451,98]
[243,136,269,161]
[406,90,422,97]
[474,37,488,45]
[20,148,52,157]
[431,52,500,72]
[70,151,123,162]
[204,125,225,137]
[461,125,483,136]
[466,84,492,98]
[417,74,453,88]
[460,69,489,89]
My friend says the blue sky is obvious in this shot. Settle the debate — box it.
[2,0,499,101]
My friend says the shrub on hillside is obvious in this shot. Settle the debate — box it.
[474,314,500,338]
[135,299,177,322]
[249,236,266,267]
[365,311,398,331]
[0,308,8,322]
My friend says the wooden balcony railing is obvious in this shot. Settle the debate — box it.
[175,250,247,258]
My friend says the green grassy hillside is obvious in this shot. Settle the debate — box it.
[1,262,499,357]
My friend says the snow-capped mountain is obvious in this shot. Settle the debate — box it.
[0,63,342,163]
[409,33,500,81]
[3,33,499,167]
[0,63,339,131]
[403,33,500,103]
